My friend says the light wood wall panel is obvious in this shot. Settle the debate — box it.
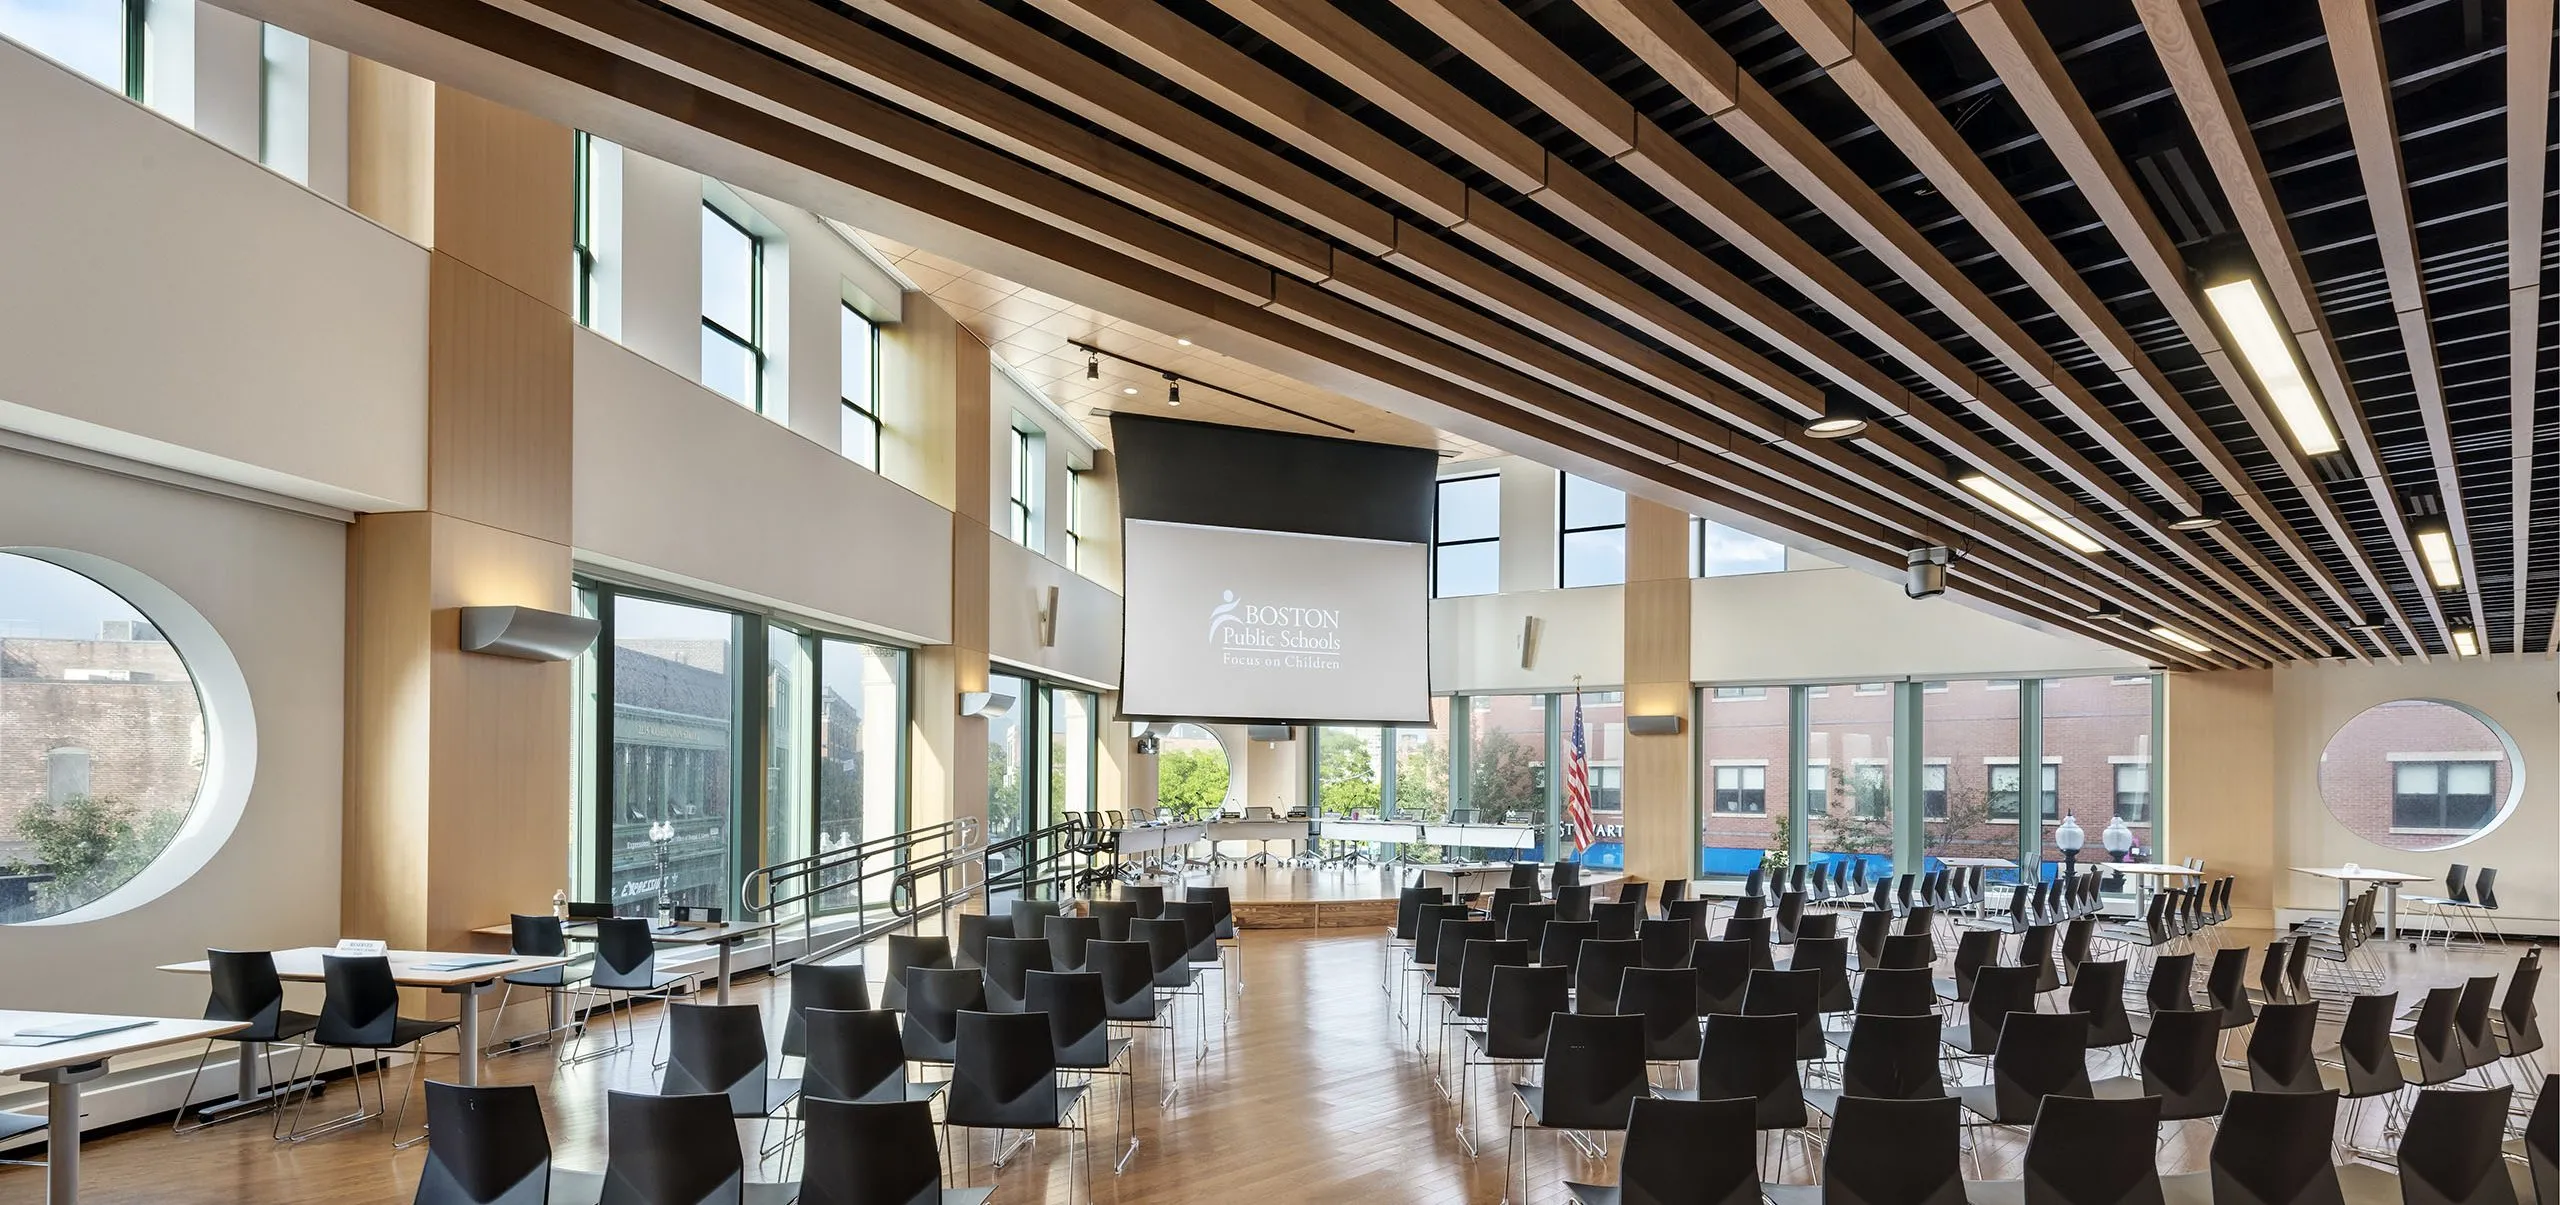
[428,253,574,544]
[347,57,433,246]
[882,293,961,510]
[430,84,573,314]
[953,329,994,527]
[2164,668,2276,926]
[342,510,434,948]
[1620,498,1695,886]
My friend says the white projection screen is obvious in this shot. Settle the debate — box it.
[1120,519,1432,724]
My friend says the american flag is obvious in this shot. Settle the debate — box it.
[1563,692,1597,853]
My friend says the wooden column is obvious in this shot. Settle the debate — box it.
[2164,669,2276,927]
[891,299,992,842]
[1619,498,1696,887]
[342,71,574,973]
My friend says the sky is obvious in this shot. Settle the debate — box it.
[0,554,146,640]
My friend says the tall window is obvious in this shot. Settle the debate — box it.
[1433,473,1500,597]
[1065,468,1086,572]
[985,673,1028,854]
[700,202,764,410]
[1806,684,1892,874]
[1712,765,1766,814]
[1153,724,1231,819]
[1988,761,2059,822]
[257,25,311,184]
[815,637,904,911]
[1044,686,1096,826]
[1465,695,1550,828]
[603,595,737,913]
[573,132,599,327]
[840,303,880,468]
[1008,426,1043,551]
[1920,679,2020,879]
[2112,763,2150,823]
[1558,474,1626,587]
[1,0,138,96]
[1691,517,1787,577]
[2041,673,2152,864]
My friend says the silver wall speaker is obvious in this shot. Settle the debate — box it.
[1037,585,1060,648]
[1518,615,1544,669]
[1245,724,1295,742]
[457,606,600,662]
[960,690,1018,718]
[1626,714,1685,737]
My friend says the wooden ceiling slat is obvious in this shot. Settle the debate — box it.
[2513,0,2555,654]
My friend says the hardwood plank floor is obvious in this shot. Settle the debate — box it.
[41,923,2551,1204]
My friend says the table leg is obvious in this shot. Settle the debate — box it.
[716,941,734,1005]
[236,1041,261,1103]
[2383,883,2401,941]
[450,982,484,1087]
[28,1061,105,1205]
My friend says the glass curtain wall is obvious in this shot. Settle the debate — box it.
[572,581,909,918]
[1152,724,1230,819]
[1045,686,1097,826]
[1919,680,2021,883]
[1567,691,1626,869]
[1464,695,1549,826]
[985,672,1029,876]
[2042,675,2159,870]
[1313,727,1388,816]
[1698,687,1789,875]
[1804,684,1894,885]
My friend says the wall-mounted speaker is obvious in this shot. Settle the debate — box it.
[458,606,600,662]
[1626,714,1686,737]
[1518,615,1544,669]
[960,690,1018,718]
[1245,725,1295,742]
[1037,585,1060,648]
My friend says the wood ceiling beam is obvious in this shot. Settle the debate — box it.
[2132,0,2450,660]
[1945,0,2389,664]
[2317,0,2489,644]
[2512,0,2556,655]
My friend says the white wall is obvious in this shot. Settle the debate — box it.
[990,368,1095,570]
[1690,566,2145,683]
[572,329,954,645]
[0,38,425,513]
[2271,657,2560,931]
[0,449,345,1117]
[987,538,1122,690]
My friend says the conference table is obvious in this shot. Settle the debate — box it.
[2,1011,244,1204]
[1114,822,1208,857]
[2103,861,2201,913]
[1938,857,2019,869]
[1421,823,1539,851]
[2293,865,2431,940]
[1202,818,1311,863]
[469,918,777,1006]
[158,948,569,1089]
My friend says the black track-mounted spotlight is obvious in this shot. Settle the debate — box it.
[1803,386,1868,439]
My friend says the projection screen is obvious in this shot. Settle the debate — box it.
[1119,519,1432,724]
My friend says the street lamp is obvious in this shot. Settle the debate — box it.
[2054,814,2086,879]
[2101,815,2133,892]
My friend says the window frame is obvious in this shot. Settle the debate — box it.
[573,132,599,327]
[1711,762,1767,815]
[1557,473,1628,589]
[1008,425,1044,552]
[1691,515,1790,579]
[839,301,881,469]
[2388,758,2499,835]
[1986,759,2061,823]
[699,200,765,412]
[1432,472,1501,598]
[1065,467,1086,572]
[2112,761,2150,823]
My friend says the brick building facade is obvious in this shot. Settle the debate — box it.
[0,634,205,866]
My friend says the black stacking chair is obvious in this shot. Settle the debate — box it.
[1563,1095,1759,1205]
[2096,1005,2227,1123]
[1944,964,2043,1058]
[1487,886,1541,928]
[1025,970,1137,1162]
[1442,937,1529,1071]
[2002,1094,2168,1205]
[1793,912,1839,943]
[281,954,458,1143]
[1877,932,1936,972]
[1191,883,1241,971]
[2335,1087,2517,1205]
[2018,923,2062,995]
[2523,1076,2554,1205]
[1936,928,2001,1005]
[2453,975,2503,1074]
[1089,938,1181,1103]
[661,1003,798,1124]
[980,935,1051,1013]
[174,948,319,1132]
[1850,966,1938,1021]
[954,912,1010,971]
[1763,1093,1963,1205]
[880,935,951,1012]
[795,1097,994,1205]
[781,962,871,1063]
[2496,953,2543,1072]
[1087,900,1137,943]
[1506,1012,1649,1203]
[1540,919,1600,977]
[1619,880,1653,912]
[558,1090,789,1205]
[1619,966,1705,1064]
[1731,895,1769,922]
[1576,938,1645,1015]
[802,1008,942,1105]
[1851,909,1894,971]
[2059,916,2096,984]
[487,917,589,1058]
[2068,958,2136,1056]
[2230,1000,2323,1094]
[1556,883,1595,923]
[2144,951,2199,1017]
[1427,919,1501,1019]
[1638,917,1695,969]
[412,1082,552,1205]
[1680,1012,1805,1135]
[2402,985,2471,1089]
[1505,900,1560,947]
[2316,993,2404,1146]
[1694,939,1756,1017]
[1805,1012,1943,1121]
[569,919,694,1065]
[1593,900,1643,941]
[1507,861,1544,890]
[1554,860,1583,891]
[2161,1090,2342,1205]
[1743,967,1826,1062]
[1405,902,1473,1010]
[1773,890,1808,945]
[1959,1010,2093,1129]
[944,1011,1093,1197]
[1045,915,1101,973]
[1124,882,1166,920]
[1009,899,1062,942]
[1657,877,1687,917]
[900,967,984,1067]
[1781,936,1852,1014]
[1458,963,1570,1155]
[1133,916,1206,1061]
[2204,944,2257,1033]
[1723,914,1776,954]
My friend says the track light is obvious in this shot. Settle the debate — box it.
[1165,373,1180,407]
[2165,503,2224,532]
[2149,625,2213,655]
[2196,240,2339,457]
[1085,349,1099,381]
[1803,388,1867,440]
[1957,472,2106,555]
[2450,624,2479,657]
[2089,601,2126,622]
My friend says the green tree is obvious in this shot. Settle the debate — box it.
[1316,730,1382,817]
[1468,727,1543,822]
[9,794,182,919]
[986,741,1023,839]
[1394,736,1448,820]
[1153,749,1229,819]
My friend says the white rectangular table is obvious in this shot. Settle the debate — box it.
[0,1011,244,1204]
[1319,819,1425,844]
[1420,823,1540,851]
[1114,822,1208,856]
[158,948,569,1089]
[1939,857,2019,869]
[2293,866,2432,940]
[471,918,777,1005]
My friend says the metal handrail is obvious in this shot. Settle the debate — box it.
[739,817,983,967]
[981,815,1101,903]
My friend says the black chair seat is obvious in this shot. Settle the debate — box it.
[378,1017,460,1048]
[1061,1038,1136,1072]
[248,1009,321,1040]
[1563,1184,1629,1205]
[1801,1087,1846,1119]
[0,1111,44,1144]
[1941,1025,1993,1054]
[1762,1184,1822,1205]
[1956,1083,2023,1124]
[505,959,592,989]
[2333,1163,2424,1205]
[749,1077,804,1117]
[2090,1074,2149,1100]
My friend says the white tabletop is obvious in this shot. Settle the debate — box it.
[1201,819,1309,841]
[0,1011,243,1078]
[1320,818,1426,839]
[471,919,777,946]
[2107,862,2203,877]
[159,947,572,989]
[2292,866,2431,883]
[1421,823,1540,850]
[1938,857,2019,869]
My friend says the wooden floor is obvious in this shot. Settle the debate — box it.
[44,922,2554,1204]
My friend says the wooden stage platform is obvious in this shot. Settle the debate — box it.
[1093,864,1420,930]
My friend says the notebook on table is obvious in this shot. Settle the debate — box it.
[0,1019,152,1047]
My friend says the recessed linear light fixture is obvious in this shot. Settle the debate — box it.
[2196,240,2340,457]
[1176,337,1193,346]
[2411,515,2463,590]
[1957,472,2106,555]
[2148,625,2213,655]
[1802,387,1868,440]
[2450,624,2480,657]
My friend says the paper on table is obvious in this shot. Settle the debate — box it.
[0,1019,151,1046]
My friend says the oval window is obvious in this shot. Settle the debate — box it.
[1152,724,1233,819]
[1,552,210,922]
[2316,698,2523,852]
